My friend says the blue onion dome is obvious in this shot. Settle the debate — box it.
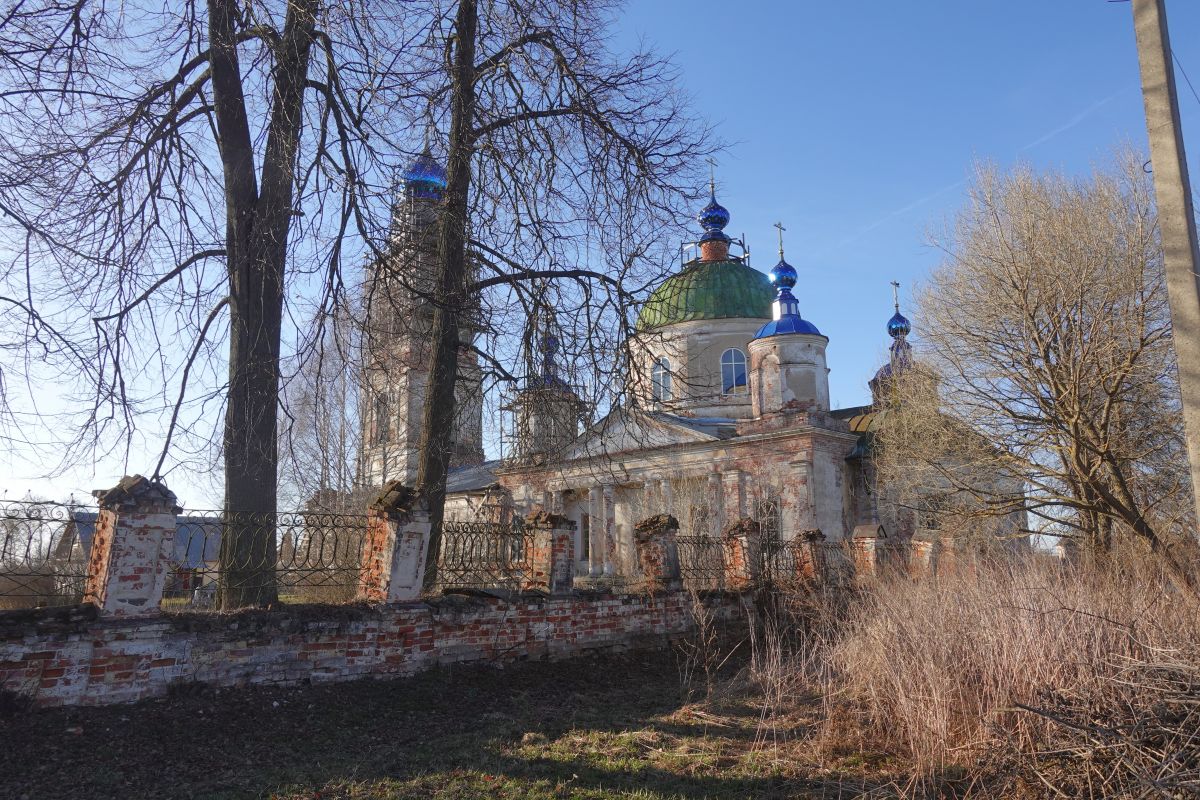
[887,310,911,338]
[698,192,731,243]
[769,259,798,290]
[870,305,914,403]
[753,260,823,339]
[752,229,823,340]
[535,331,570,389]
[401,148,447,200]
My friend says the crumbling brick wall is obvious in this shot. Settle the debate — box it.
[0,591,744,708]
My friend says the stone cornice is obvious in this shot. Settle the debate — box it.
[492,421,859,488]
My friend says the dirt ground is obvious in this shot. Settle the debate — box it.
[0,649,904,800]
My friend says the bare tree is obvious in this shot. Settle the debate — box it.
[279,297,364,511]
[0,0,711,603]
[391,0,715,588]
[0,1,435,607]
[873,154,1197,589]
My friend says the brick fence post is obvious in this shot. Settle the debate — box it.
[796,529,827,582]
[909,531,940,578]
[850,523,887,578]
[83,475,180,617]
[524,511,576,595]
[358,481,430,603]
[634,514,682,592]
[722,517,762,591]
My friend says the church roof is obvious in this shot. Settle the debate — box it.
[446,460,501,493]
[831,404,872,421]
[753,314,824,339]
[656,412,740,439]
[636,259,773,330]
[56,511,222,569]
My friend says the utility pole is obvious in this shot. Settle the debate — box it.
[1133,0,1200,527]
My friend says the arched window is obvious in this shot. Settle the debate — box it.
[721,348,748,395]
[651,357,672,402]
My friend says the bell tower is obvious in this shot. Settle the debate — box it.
[360,147,485,487]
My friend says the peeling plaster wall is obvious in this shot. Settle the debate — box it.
[748,334,830,414]
[496,419,860,543]
[633,319,764,419]
[811,445,848,540]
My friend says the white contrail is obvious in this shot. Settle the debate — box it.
[1018,88,1129,152]
[810,180,963,258]
[811,88,1132,257]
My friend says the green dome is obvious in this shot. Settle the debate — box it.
[637,259,774,330]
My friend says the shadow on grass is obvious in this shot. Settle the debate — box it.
[0,650,882,799]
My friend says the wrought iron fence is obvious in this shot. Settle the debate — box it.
[760,538,852,587]
[0,500,92,609]
[676,535,725,591]
[437,519,533,592]
[164,510,369,608]
[760,537,805,584]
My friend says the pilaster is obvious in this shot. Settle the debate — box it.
[588,487,604,577]
[524,511,576,595]
[723,517,762,591]
[602,485,617,575]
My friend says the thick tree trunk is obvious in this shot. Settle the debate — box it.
[417,0,478,592]
[210,0,318,608]
[222,259,284,607]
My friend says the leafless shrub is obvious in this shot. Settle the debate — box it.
[826,550,1200,783]
[1016,651,1200,797]
[676,590,739,702]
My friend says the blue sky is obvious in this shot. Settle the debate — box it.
[5,0,1199,503]
[617,0,1200,409]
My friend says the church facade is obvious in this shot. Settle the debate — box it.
[362,152,1021,579]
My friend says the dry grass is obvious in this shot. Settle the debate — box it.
[832,554,1200,773]
[736,547,1200,796]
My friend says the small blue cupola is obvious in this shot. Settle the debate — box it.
[752,225,823,340]
[697,184,732,245]
[870,282,914,402]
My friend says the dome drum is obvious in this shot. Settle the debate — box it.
[748,334,831,416]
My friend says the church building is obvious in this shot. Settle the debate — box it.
[362,151,1016,579]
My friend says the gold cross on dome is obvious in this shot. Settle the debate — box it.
[890,280,901,311]
[705,157,717,196]
[773,221,787,259]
